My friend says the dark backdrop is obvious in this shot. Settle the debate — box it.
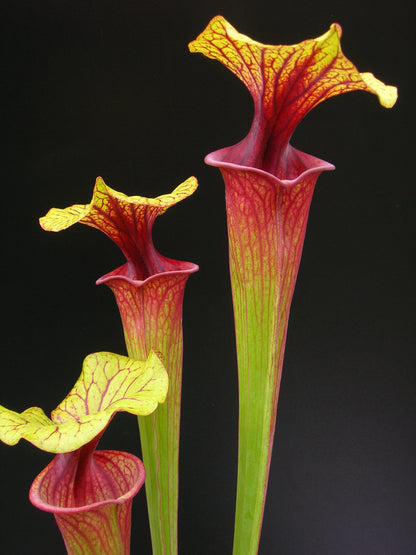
[1,1,414,554]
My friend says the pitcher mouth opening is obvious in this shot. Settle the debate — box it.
[205,144,335,187]
[96,259,199,287]
[29,450,145,514]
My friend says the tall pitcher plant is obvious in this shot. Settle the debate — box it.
[190,16,397,554]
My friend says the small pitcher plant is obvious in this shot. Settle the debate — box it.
[0,350,168,554]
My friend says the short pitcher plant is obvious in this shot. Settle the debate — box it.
[0,350,168,554]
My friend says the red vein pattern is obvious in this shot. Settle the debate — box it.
[40,177,199,554]
[97,264,195,555]
[30,447,145,555]
[189,16,397,178]
[0,351,167,454]
[0,350,169,554]
[40,176,198,281]
[190,15,397,555]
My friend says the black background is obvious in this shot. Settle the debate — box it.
[0,1,414,553]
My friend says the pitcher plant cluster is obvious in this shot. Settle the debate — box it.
[0,15,397,555]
